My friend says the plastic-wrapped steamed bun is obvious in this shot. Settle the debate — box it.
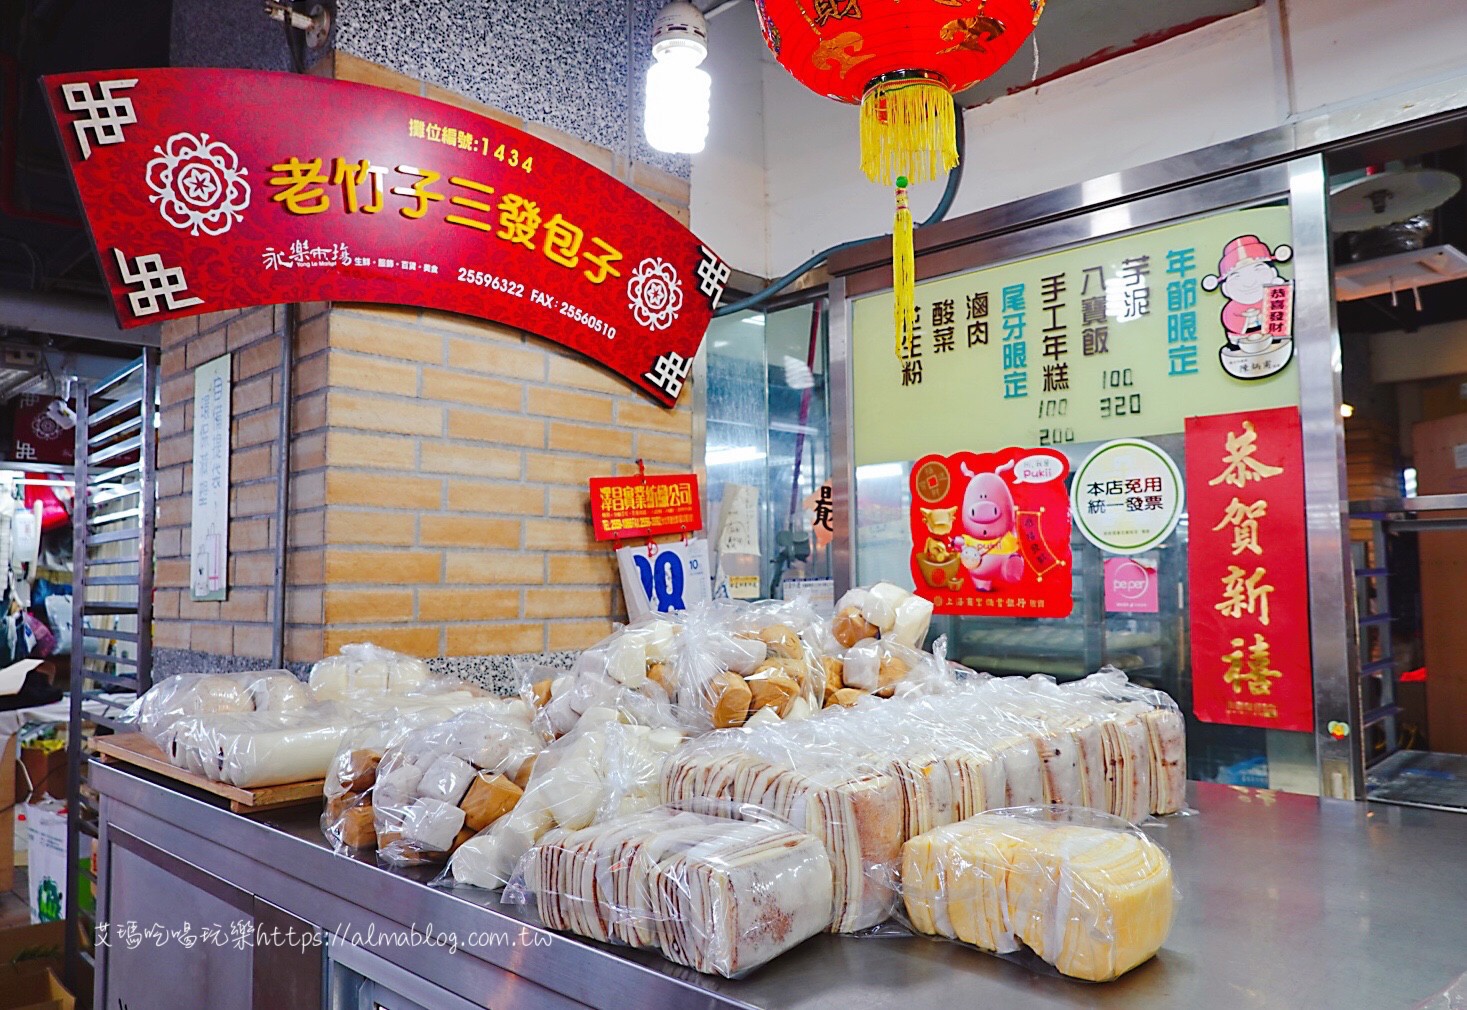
[830,583,933,651]
[245,672,312,712]
[308,643,434,701]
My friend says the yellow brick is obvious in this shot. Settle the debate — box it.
[325,549,442,584]
[526,518,598,552]
[332,52,425,96]
[189,622,233,654]
[525,587,613,619]
[420,515,520,548]
[547,486,592,518]
[445,552,543,584]
[329,391,441,436]
[296,313,330,358]
[422,84,523,127]
[291,471,327,510]
[232,480,279,518]
[226,307,279,350]
[546,354,637,395]
[617,399,693,433]
[523,121,615,173]
[419,441,520,479]
[447,409,544,448]
[331,309,440,363]
[421,368,523,409]
[549,620,617,652]
[328,471,442,508]
[327,509,417,546]
[231,518,272,552]
[292,431,327,471]
[289,511,326,549]
[418,588,520,622]
[179,597,221,621]
[325,588,414,624]
[288,547,326,583]
[524,453,613,486]
[549,553,616,585]
[548,422,634,458]
[234,410,279,449]
[532,387,615,424]
[218,589,270,622]
[330,351,420,395]
[286,627,325,665]
[631,160,692,207]
[326,626,440,658]
[636,431,693,466]
[445,623,543,656]
[327,431,417,469]
[446,480,544,515]
[233,624,275,659]
[445,337,544,380]
[294,350,329,395]
[232,552,278,586]
[420,312,525,344]
[287,588,324,625]
[293,391,328,435]
[154,622,190,649]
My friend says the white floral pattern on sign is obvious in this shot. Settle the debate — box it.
[146,133,251,236]
[626,257,684,331]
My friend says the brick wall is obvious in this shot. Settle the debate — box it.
[152,56,700,666]
[316,305,694,658]
[153,302,331,663]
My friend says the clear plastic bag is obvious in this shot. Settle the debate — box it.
[321,693,526,851]
[446,717,686,890]
[898,806,1177,982]
[165,706,357,787]
[658,667,1188,932]
[129,672,263,748]
[370,709,543,866]
[307,642,434,701]
[827,582,934,653]
[508,802,834,978]
[522,618,683,740]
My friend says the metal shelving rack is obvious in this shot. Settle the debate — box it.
[64,351,158,994]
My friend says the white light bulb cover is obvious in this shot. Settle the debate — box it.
[645,62,710,155]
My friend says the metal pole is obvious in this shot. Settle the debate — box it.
[138,347,157,691]
[63,379,92,993]
[271,305,296,668]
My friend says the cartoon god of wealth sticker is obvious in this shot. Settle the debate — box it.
[1202,233,1295,381]
[908,448,1074,617]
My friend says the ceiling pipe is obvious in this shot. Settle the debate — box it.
[0,288,160,347]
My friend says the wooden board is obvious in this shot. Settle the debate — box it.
[91,733,324,814]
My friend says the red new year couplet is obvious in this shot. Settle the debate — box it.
[42,69,727,406]
[1186,406,1313,731]
[908,448,1073,618]
[589,473,702,541]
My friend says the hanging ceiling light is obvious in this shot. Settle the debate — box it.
[645,1,711,155]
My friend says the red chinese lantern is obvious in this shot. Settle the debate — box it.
[753,0,1047,352]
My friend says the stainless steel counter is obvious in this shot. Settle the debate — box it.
[92,759,1467,1010]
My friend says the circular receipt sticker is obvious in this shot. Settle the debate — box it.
[1071,439,1184,555]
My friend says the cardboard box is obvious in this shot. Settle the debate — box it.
[0,921,65,981]
[0,808,13,894]
[0,967,73,1010]
[0,734,15,811]
[18,747,65,804]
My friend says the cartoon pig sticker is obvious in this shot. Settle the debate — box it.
[958,462,1026,591]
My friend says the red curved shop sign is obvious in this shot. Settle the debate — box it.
[42,69,727,405]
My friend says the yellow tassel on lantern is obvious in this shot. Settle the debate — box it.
[860,75,958,186]
[893,177,915,361]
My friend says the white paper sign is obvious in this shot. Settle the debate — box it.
[715,484,760,555]
[618,538,712,621]
[190,354,232,601]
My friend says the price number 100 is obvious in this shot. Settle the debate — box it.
[1098,369,1141,419]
